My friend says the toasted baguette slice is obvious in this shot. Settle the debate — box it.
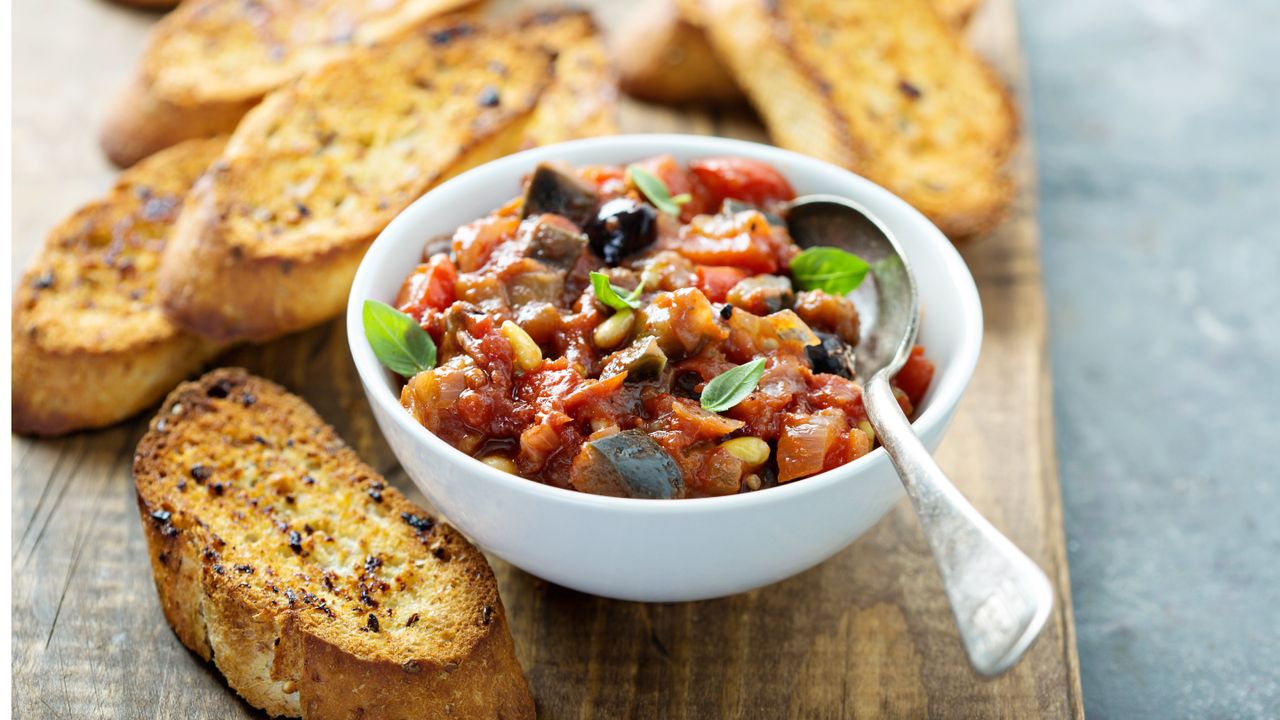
[12,138,227,436]
[157,21,553,343]
[108,0,178,8]
[683,0,1017,237]
[614,0,743,106]
[516,9,620,148]
[133,369,534,719]
[100,0,477,167]
[617,0,983,105]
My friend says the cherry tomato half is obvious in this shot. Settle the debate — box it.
[690,157,797,209]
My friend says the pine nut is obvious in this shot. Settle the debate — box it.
[480,455,518,474]
[720,437,770,467]
[593,309,635,349]
[501,320,543,372]
[857,419,876,445]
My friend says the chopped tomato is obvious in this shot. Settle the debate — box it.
[674,211,784,274]
[577,165,627,198]
[697,447,746,497]
[517,358,586,417]
[893,345,935,410]
[452,215,519,273]
[806,373,867,422]
[395,254,457,319]
[690,157,796,209]
[694,265,749,302]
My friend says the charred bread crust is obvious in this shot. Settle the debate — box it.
[156,23,554,343]
[100,70,257,168]
[615,0,747,105]
[107,0,180,9]
[685,0,1017,239]
[516,8,621,147]
[133,369,534,719]
[13,325,220,436]
[12,138,227,436]
[99,0,477,167]
[765,0,1017,238]
[678,0,856,168]
[619,0,984,107]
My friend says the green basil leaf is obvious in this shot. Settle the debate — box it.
[700,358,767,413]
[590,271,643,311]
[363,299,436,377]
[789,247,871,295]
[627,165,690,216]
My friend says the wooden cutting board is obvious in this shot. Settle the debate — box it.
[10,0,1082,716]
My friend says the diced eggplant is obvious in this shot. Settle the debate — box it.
[514,301,561,346]
[586,198,657,266]
[766,309,820,347]
[521,163,600,228]
[504,266,564,307]
[793,289,860,346]
[631,250,696,292]
[572,430,684,499]
[806,331,858,379]
[721,198,783,226]
[524,214,587,271]
[726,274,795,314]
[639,287,727,359]
[723,306,817,355]
[422,232,454,260]
[600,336,667,382]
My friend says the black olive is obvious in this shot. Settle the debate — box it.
[586,198,657,266]
[673,370,702,398]
[806,332,858,379]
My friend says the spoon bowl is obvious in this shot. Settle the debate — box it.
[786,195,1055,678]
[786,195,919,382]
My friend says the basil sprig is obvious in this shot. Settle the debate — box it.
[789,247,871,295]
[700,358,766,412]
[363,299,436,377]
[627,165,691,216]
[590,271,645,311]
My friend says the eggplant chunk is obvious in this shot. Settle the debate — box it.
[726,274,795,315]
[421,232,453,260]
[600,336,667,382]
[505,266,564,307]
[571,430,685,499]
[521,163,599,228]
[640,287,728,359]
[806,331,858,379]
[722,198,784,226]
[524,214,587,271]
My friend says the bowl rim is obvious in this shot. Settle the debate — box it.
[347,134,982,514]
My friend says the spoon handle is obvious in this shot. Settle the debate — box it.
[864,372,1055,677]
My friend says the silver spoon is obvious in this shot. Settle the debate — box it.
[786,194,1054,677]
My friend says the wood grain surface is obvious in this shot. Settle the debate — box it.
[10,0,1083,717]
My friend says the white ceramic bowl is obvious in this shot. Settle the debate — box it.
[347,135,981,602]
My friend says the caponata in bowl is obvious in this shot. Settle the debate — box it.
[364,156,934,499]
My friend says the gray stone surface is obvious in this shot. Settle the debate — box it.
[1021,0,1280,716]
